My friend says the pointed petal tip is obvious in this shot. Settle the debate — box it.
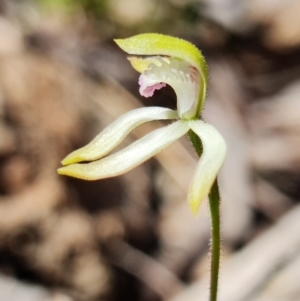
[61,155,79,166]
[57,166,77,177]
[188,197,202,217]
[57,167,66,175]
[114,38,129,52]
[113,38,122,46]
[60,152,83,166]
[57,165,90,180]
[61,157,70,166]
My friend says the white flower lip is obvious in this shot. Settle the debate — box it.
[137,57,201,119]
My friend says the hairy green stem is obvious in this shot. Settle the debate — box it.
[208,180,220,301]
[188,130,221,301]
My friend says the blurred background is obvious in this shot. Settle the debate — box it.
[1,0,300,300]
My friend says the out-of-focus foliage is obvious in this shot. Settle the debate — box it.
[34,0,205,37]
[36,0,108,17]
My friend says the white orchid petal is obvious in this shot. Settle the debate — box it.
[188,120,227,215]
[61,107,179,165]
[58,120,189,180]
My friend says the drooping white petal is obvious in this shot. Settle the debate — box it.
[61,107,179,165]
[188,120,227,215]
[137,57,200,119]
[58,120,189,180]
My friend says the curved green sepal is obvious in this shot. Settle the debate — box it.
[115,33,208,82]
[115,33,208,114]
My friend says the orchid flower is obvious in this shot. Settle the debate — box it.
[57,33,226,215]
